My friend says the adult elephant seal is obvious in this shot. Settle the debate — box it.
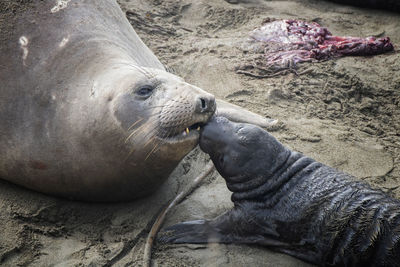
[0,0,274,202]
[161,117,400,266]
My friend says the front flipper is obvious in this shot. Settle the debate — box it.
[159,207,287,247]
[159,210,246,244]
[159,219,232,244]
[216,99,278,130]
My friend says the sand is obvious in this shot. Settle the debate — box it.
[1,0,399,266]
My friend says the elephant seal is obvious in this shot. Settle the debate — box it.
[161,117,400,266]
[0,0,275,202]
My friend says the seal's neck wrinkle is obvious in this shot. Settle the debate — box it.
[230,152,321,204]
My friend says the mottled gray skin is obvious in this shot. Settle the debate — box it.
[0,0,219,202]
[162,117,400,266]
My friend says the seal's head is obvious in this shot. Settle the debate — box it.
[111,65,215,150]
[108,65,215,195]
[199,117,288,183]
[64,63,216,201]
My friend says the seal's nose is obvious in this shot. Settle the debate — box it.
[195,95,216,114]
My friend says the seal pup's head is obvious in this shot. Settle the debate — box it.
[200,117,289,184]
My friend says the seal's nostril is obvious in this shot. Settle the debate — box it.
[200,98,206,109]
[196,95,216,113]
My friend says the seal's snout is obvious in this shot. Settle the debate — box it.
[195,94,216,114]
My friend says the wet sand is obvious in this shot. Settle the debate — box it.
[1,0,399,266]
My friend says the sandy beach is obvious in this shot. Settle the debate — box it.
[1,0,399,266]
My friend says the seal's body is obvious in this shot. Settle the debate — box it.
[0,0,275,202]
[162,117,400,266]
[0,0,218,202]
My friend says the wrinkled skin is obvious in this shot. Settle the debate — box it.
[161,117,400,266]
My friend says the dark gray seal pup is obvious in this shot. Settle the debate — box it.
[0,0,275,202]
[161,117,400,266]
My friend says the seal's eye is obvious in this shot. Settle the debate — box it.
[136,85,154,98]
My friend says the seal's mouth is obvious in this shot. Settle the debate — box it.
[181,122,204,137]
[158,122,206,143]
[175,122,205,140]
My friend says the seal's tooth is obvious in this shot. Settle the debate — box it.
[186,128,190,134]
[197,126,201,131]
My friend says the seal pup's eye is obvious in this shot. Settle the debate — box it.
[136,85,154,98]
[218,154,225,168]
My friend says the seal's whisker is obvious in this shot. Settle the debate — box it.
[151,137,168,156]
[138,112,162,121]
[143,136,155,148]
[125,118,159,144]
[124,123,158,160]
[127,117,144,131]
[125,147,136,161]
[145,142,160,162]
[130,136,159,161]
[125,121,149,143]
[151,144,163,156]
[150,128,176,156]
[150,130,181,157]
[125,104,160,161]
[146,127,170,160]
[141,130,161,147]
[131,122,157,142]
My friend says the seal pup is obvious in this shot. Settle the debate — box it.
[0,0,275,202]
[161,117,400,266]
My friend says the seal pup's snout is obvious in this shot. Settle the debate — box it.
[200,117,256,178]
[199,116,231,154]
[200,117,289,180]
[199,116,260,154]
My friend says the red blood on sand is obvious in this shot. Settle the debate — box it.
[249,19,394,68]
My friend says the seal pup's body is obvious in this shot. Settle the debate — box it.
[162,117,400,266]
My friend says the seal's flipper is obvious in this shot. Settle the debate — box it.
[159,210,247,244]
[158,219,231,244]
[216,99,278,130]
[159,209,260,244]
[159,209,293,248]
